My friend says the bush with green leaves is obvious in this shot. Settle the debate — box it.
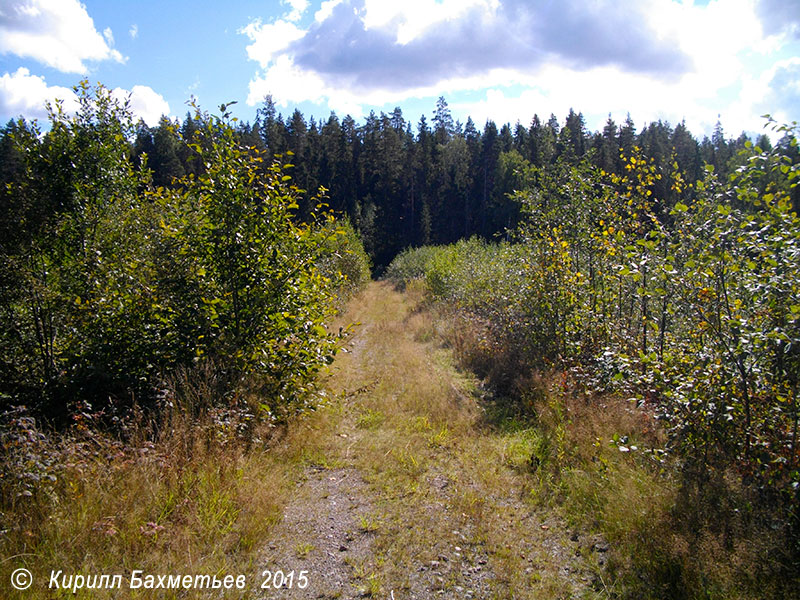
[384,245,442,287]
[0,82,357,424]
[316,217,371,304]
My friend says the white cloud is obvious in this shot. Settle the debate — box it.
[362,0,498,45]
[0,0,125,74]
[240,19,305,68]
[129,24,138,39]
[243,0,687,109]
[246,54,327,106]
[0,68,170,127]
[112,85,170,127]
[315,0,344,23]
[0,67,78,120]
[283,0,309,22]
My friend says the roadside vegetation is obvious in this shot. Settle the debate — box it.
[386,124,800,598]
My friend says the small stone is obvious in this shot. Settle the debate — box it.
[455,546,462,551]
[339,544,348,552]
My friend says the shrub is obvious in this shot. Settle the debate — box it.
[385,123,800,595]
[384,245,442,288]
[317,217,371,304]
[0,83,353,424]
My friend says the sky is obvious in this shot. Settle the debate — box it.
[0,0,799,140]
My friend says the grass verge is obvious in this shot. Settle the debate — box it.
[0,352,362,600]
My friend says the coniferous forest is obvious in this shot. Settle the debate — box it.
[5,94,779,273]
[1,82,799,599]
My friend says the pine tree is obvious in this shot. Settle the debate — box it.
[528,114,542,166]
[479,121,501,237]
[599,115,618,173]
[562,108,587,159]
[133,120,154,171]
[513,121,528,154]
[390,106,405,133]
[618,114,636,170]
[257,95,286,159]
[178,113,202,176]
[433,96,454,145]
[151,116,184,187]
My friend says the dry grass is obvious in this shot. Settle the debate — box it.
[0,407,297,599]
[0,352,346,599]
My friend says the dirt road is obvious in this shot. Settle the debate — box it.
[258,281,598,599]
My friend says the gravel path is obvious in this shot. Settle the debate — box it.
[257,468,375,599]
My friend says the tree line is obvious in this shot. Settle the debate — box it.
[4,96,781,272]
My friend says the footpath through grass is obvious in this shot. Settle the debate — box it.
[277,280,599,598]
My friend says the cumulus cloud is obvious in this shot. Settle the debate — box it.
[314,0,344,23]
[240,19,306,68]
[761,59,800,124]
[242,0,689,111]
[282,0,309,22]
[0,0,125,73]
[290,0,688,91]
[0,67,78,119]
[112,85,170,127]
[0,68,169,127]
[129,24,138,39]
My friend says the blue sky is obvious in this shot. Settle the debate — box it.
[1,0,798,139]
